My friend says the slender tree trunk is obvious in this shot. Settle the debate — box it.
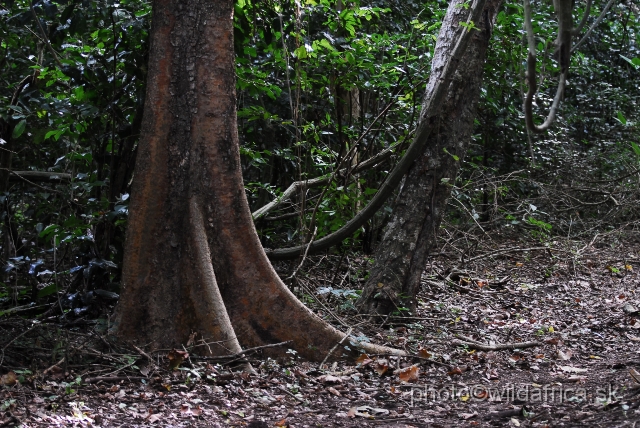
[112,0,402,361]
[356,0,503,316]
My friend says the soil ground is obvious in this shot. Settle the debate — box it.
[1,232,640,427]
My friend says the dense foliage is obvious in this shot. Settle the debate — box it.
[0,0,638,317]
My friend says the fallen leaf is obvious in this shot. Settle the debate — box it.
[191,405,203,416]
[0,372,18,386]
[629,368,640,384]
[459,411,477,419]
[545,337,561,346]
[625,265,633,271]
[448,367,463,376]
[148,414,162,423]
[327,386,341,396]
[373,359,389,376]
[473,388,488,399]
[347,407,357,418]
[515,262,524,267]
[397,365,420,383]
[275,418,288,426]
[356,354,372,366]
[557,349,573,360]
[418,347,432,358]
[167,349,189,370]
[318,375,341,384]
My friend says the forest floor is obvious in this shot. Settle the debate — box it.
[1,231,640,427]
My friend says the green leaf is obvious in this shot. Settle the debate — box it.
[630,142,640,157]
[443,147,459,161]
[39,224,60,239]
[37,283,58,298]
[45,129,64,141]
[293,46,307,59]
[620,55,640,69]
[616,111,627,125]
[11,119,26,139]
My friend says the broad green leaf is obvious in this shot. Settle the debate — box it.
[37,284,58,298]
[11,119,26,139]
[293,46,307,59]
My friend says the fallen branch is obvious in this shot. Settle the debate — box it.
[84,375,146,384]
[188,340,293,360]
[453,334,541,351]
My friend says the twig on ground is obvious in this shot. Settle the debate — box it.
[464,246,551,263]
[367,353,450,367]
[102,359,138,377]
[320,327,353,369]
[453,334,541,351]
[189,341,293,360]
[84,376,146,384]
[132,344,155,364]
[278,385,305,403]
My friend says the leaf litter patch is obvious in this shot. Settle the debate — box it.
[1,234,640,426]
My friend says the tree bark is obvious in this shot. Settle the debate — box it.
[356,0,503,316]
[111,0,402,361]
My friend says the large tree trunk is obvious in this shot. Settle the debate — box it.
[111,0,401,361]
[356,0,503,316]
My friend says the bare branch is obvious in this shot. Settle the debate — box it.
[30,3,63,69]
[572,0,592,35]
[571,0,617,53]
[252,140,400,220]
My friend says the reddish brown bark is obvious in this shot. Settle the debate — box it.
[112,0,401,361]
